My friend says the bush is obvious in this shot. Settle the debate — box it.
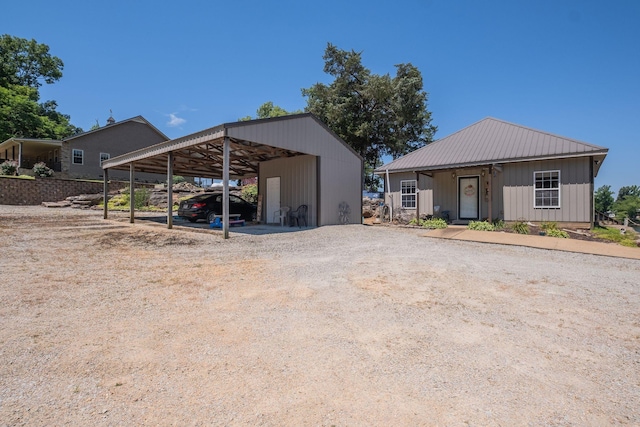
[546,228,569,238]
[119,187,150,209]
[32,162,53,177]
[241,183,258,203]
[0,160,18,175]
[540,221,558,231]
[492,219,506,230]
[421,218,447,229]
[512,220,529,234]
[172,175,186,184]
[468,220,495,231]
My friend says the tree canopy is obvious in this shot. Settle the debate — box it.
[302,43,437,189]
[0,34,79,141]
[0,34,63,88]
[239,101,302,121]
[594,185,614,213]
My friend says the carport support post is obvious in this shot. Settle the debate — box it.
[167,152,173,229]
[129,163,135,224]
[103,168,109,219]
[223,136,230,239]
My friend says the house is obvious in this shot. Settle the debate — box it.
[0,115,169,181]
[102,113,363,235]
[375,117,608,227]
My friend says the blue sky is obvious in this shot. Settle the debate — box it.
[4,0,638,193]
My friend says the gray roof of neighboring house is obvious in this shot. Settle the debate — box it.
[375,117,609,174]
[63,115,169,142]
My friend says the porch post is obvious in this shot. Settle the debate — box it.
[103,168,109,219]
[129,163,135,224]
[415,171,420,220]
[167,152,174,229]
[223,136,230,239]
[487,166,492,222]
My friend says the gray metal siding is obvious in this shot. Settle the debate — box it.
[319,154,362,225]
[68,121,167,181]
[259,155,317,226]
[503,158,592,223]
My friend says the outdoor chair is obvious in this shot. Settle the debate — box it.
[273,206,290,227]
[289,204,308,228]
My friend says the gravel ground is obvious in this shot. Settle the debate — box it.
[1,205,639,426]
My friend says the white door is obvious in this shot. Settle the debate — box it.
[266,177,280,224]
[459,176,479,220]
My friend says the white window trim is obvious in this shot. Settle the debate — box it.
[400,179,417,209]
[100,152,110,165]
[72,149,84,165]
[533,169,561,209]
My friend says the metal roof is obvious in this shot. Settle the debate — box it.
[375,117,609,174]
[102,113,360,179]
[64,115,169,142]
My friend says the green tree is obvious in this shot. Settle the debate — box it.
[0,84,79,140]
[613,195,640,220]
[239,101,302,121]
[594,185,614,213]
[0,34,63,88]
[0,35,80,141]
[302,43,437,189]
[616,185,640,201]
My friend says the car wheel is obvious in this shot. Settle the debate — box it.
[207,211,218,224]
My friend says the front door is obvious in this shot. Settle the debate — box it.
[266,177,280,224]
[458,176,480,220]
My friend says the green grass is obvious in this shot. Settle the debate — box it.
[592,226,639,247]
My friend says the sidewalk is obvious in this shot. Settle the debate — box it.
[424,226,640,260]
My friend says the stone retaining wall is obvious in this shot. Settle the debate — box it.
[0,176,147,206]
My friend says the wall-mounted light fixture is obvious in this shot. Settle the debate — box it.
[481,170,486,177]
[452,172,456,180]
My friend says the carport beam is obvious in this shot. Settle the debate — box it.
[129,163,135,224]
[103,168,109,219]
[167,152,173,229]
[223,136,230,239]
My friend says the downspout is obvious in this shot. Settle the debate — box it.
[590,156,594,229]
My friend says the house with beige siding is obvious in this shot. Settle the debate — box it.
[375,117,608,227]
[0,115,168,181]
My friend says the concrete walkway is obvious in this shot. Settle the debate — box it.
[424,226,640,260]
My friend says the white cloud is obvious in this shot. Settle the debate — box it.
[167,113,186,127]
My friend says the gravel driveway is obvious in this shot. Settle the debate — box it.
[1,206,639,426]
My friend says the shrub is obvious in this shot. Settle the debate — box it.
[421,218,447,229]
[540,221,558,231]
[118,187,150,209]
[546,228,569,238]
[241,183,258,203]
[512,220,529,234]
[492,219,506,230]
[172,175,186,184]
[0,160,18,175]
[32,162,53,177]
[468,221,495,231]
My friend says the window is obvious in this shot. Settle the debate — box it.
[401,180,417,208]
[534,170,560,208]
[100,152,110,165]
[72,149,84,165]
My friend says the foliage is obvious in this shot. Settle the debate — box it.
[0,34,63,88]
[545,228,569,238]
[613,195,640,220]
[420,218,447,229]
[241,183,258,203]
[540,221,558,231]
[302,43,436,189]
[616,185,640,201]
[118,187,150,209]
[172,175,185,184]
[239,101,302,121]
[592,226,638,248]
[32,161,53,177]
[511,220,529,234]
[468,220,495,231]
[0,159,18,175]
[594,185,614,213]
[492,219,506,230]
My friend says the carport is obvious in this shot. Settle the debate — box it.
[101,114,363,238]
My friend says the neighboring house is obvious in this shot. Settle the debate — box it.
[0,115,169,181]
[375,117,608,227]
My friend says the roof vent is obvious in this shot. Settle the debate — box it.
[106,109,115,125]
